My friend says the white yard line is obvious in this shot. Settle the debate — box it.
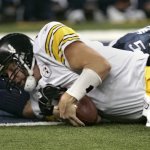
[0,121,63,126]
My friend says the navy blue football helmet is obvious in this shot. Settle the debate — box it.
[0,33,36,92]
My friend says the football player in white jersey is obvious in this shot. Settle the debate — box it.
[0,22,150,127]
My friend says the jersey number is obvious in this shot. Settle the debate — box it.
[128,40,146,51]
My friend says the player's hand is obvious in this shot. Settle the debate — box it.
[58,92,85,127]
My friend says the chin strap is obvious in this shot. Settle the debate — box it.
[21,57,37,92]
[24,76,37,92]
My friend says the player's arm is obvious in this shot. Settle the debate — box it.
[0,89,35,118]
[32,84,101,125]
[65,41,110,80]
[58,41,111,126]
[22,100,36,118]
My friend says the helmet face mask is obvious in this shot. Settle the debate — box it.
[0,33,36,91]
[5,59,28,88]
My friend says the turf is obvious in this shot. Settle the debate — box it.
[0,123,150,150]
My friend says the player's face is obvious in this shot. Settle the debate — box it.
[5,62,28,88]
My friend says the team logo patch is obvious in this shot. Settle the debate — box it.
[41,65,51,78]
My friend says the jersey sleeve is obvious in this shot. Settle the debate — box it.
[44,22,81,64]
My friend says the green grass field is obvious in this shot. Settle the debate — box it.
[0,123,150,150]
[0,21,150,150]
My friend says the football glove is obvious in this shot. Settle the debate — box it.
[38,84,66,116]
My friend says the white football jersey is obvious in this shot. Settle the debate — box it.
[32,21,149,121]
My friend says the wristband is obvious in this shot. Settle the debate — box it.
[66,68,102,100]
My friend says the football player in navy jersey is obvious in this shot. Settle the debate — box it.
[109,26,150,54]
[0,77,34,118]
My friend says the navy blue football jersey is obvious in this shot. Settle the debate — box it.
[0,78,30,116]
[111,26,150,54]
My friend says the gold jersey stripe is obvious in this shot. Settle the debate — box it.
[145,66,150,96]
[58,34,79,53]
[51,26,64,62]
[59,36,80,51]
[51,26,79,63]
[45,23,63,55]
